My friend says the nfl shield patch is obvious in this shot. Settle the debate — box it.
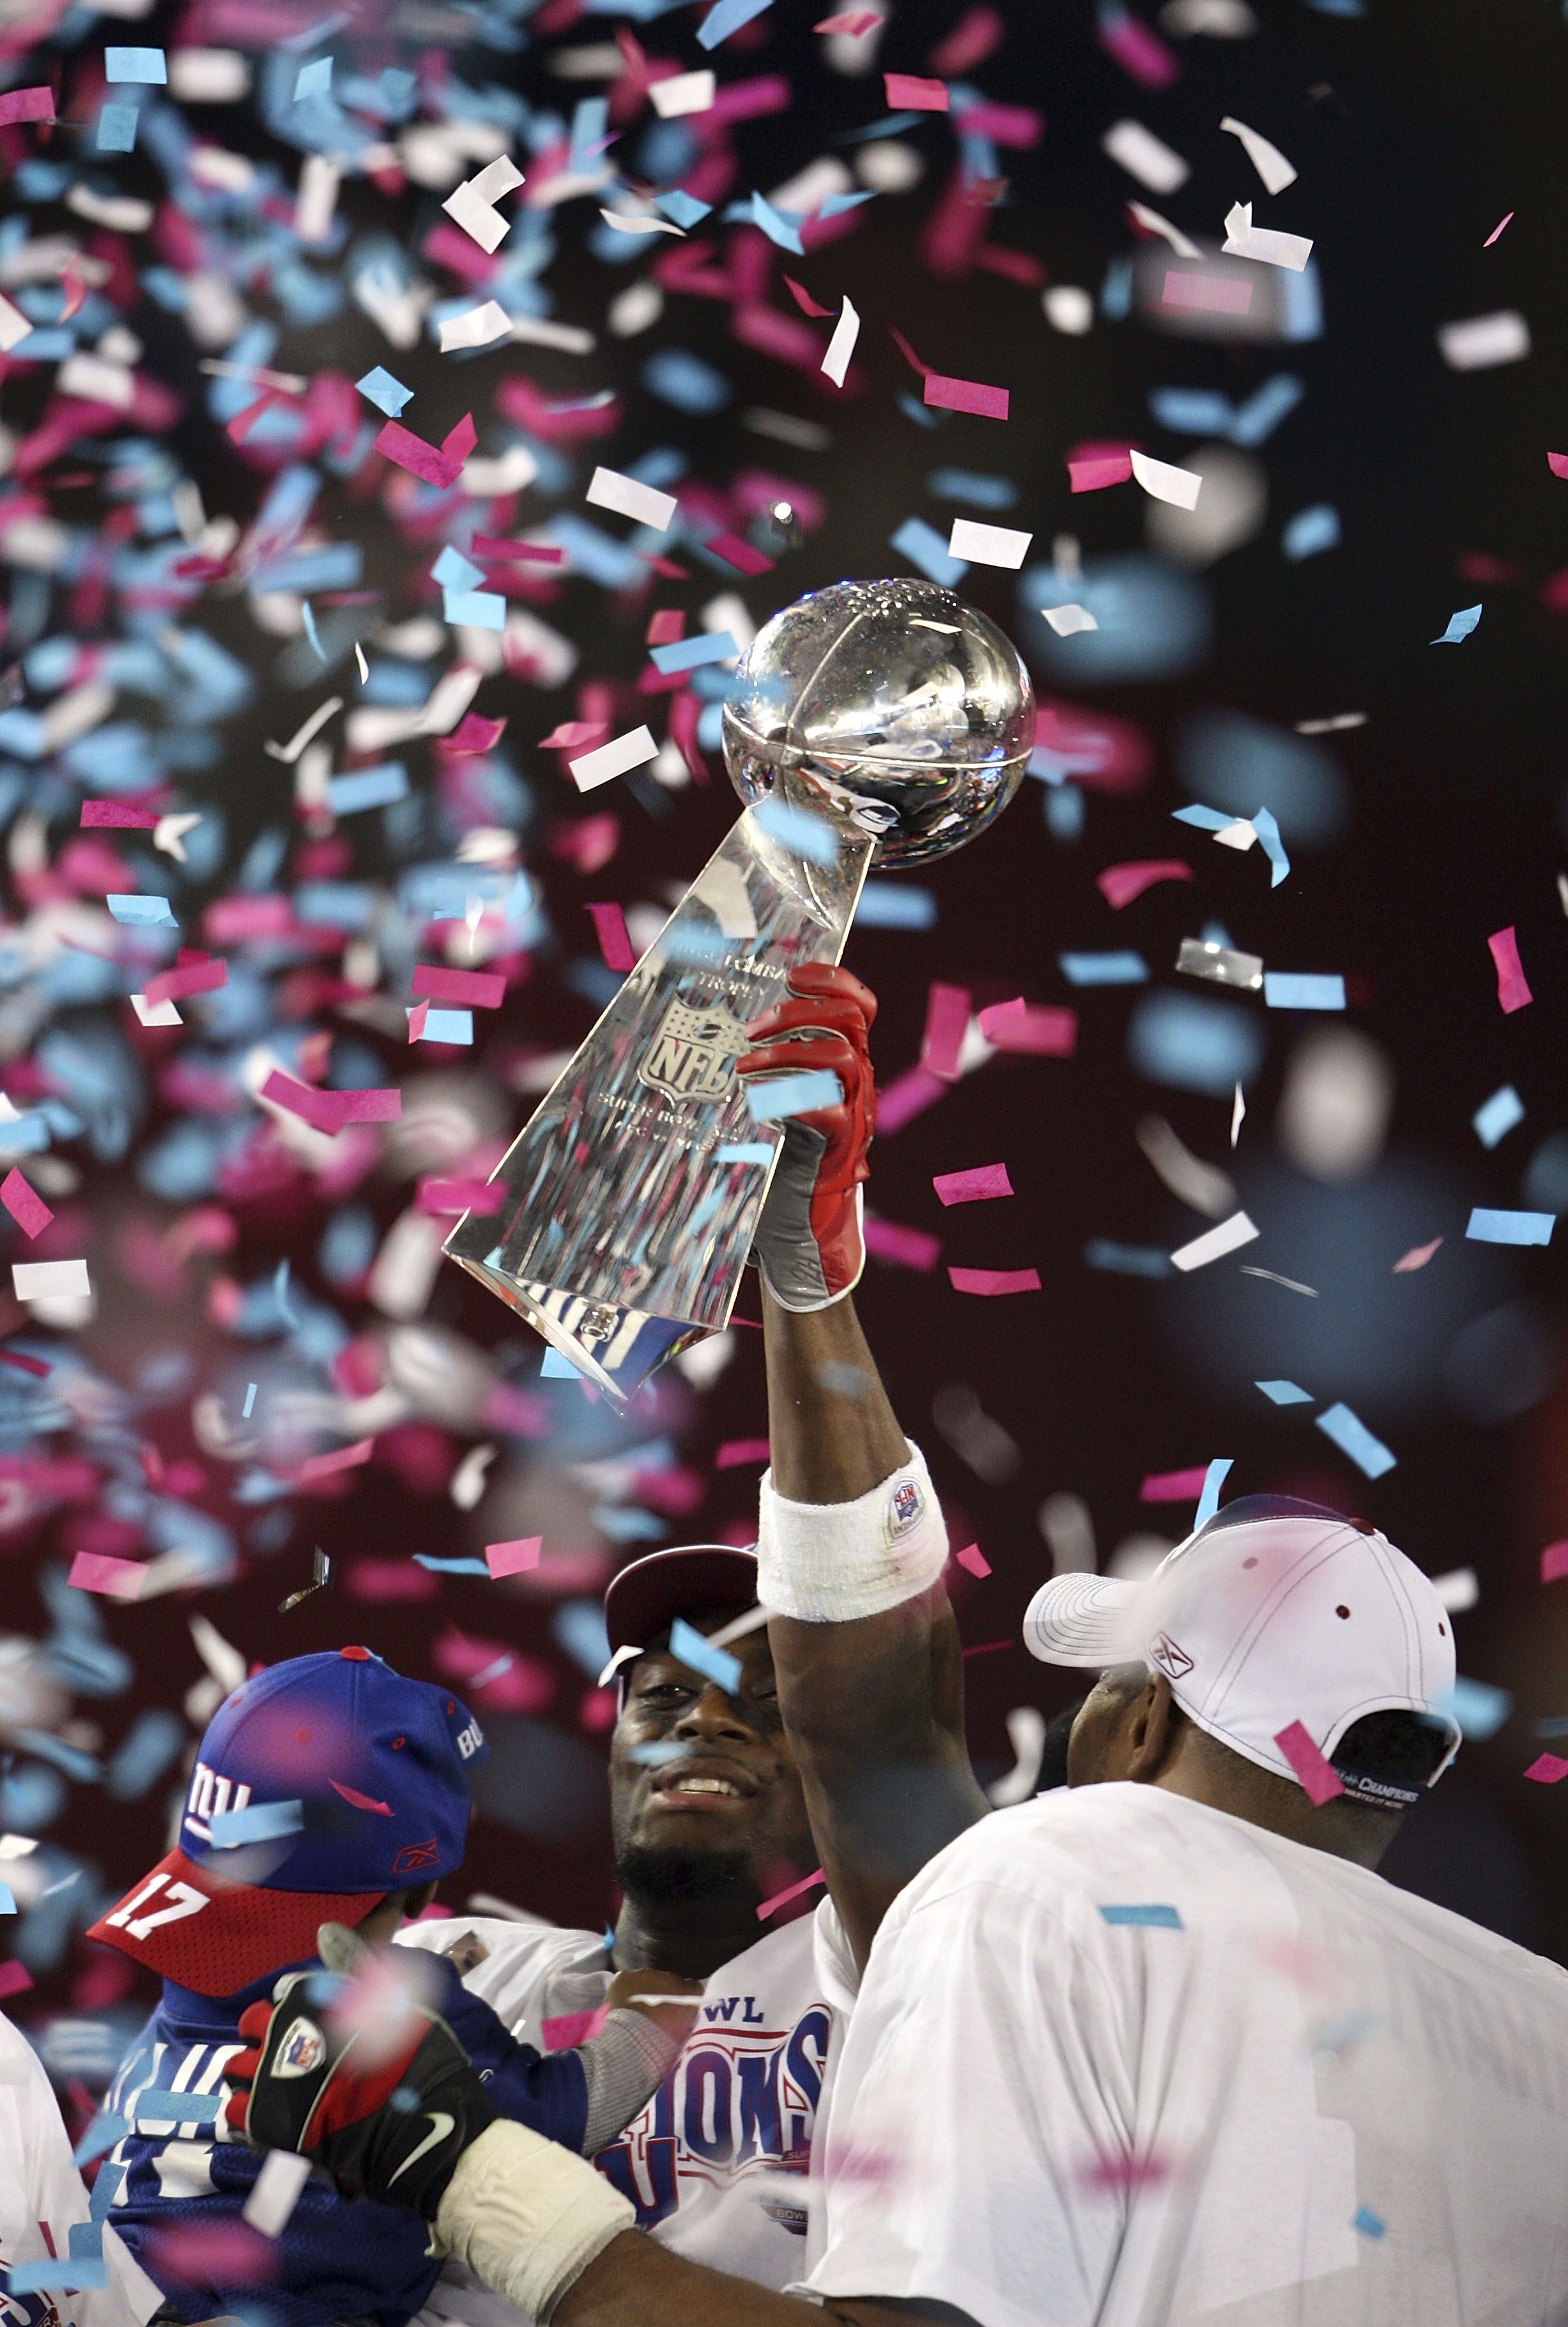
[273,2017,327,2078]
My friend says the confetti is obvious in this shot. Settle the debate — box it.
[0,1170,52,1239]
[756,1866,826,1919]
[1169,1211,1259,1271]
[1315,1402,1396,1480]
[668,1617,742,1694]
[1393,1237,1443,1272]
[924,372,1010,420]
[933,1164,1014,1206]
[947,1266,1041,1294]
[1099,1903,1183,1928]
[1487,925,1532,1012]
[569,726,659,792]
[1466,1208,1553,1246]
[1274,1721,1344,1806]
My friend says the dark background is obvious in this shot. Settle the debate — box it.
[7,0,1568,2112]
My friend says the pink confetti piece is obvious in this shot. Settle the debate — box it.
[1096,859,1193,910]
[1484,211,1514,247]
[0,1350,49,1378]
[541,2005,609,2049]
[1525,1753,1568,1785]
[346,1558,439,1601]
[1096,8,1178,86]
[260,1072,401,1133]
[80,800,158,828]
[1140,1465,1209,1502]
[716,1438,770,1468]
[541,721,610,750]
[948,1266,1041,1294]
[471,534,564,565]
[924,371,1009,420]
[783,275,834,318]
[586,902,636,972]
[976,999,1077,1056]
[1068,451,1133,492]
[933,1162,1013,1206]
[0,86,54,124]
[814,7,880,28]
[756,1866,826,1920]
[707,530,774,575]
[296,1438,374,1484]
[920,981,971,1079]
[1541,1541,1568,1585]
[373,413,475,490]
[416,1176,505,1215]
[1488,923,1532,1012]
[0,1960,33,1998]
[953,100,1042,146]
[68,1550,146,1600]
[647,609,685,645]
[407,1001,429,1042]
[863,1214,942,1269]
[1549,452,1568,481]
[410,964,505,1008]
[874,1066,948,1133]
[331,1779,392,1814]
[889,325,932,378]
[954,1542,991,1577]
[144,956,227,1008]
[1162,270,1252,316]
[443,712,508,756]
[885,71,949,109]
[1274,1720,1344,1806]
[0,1169,52,1240]
[1393,1236,1443,1273]
[485,1535,542,1578]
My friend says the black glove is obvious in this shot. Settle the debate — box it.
[222,1923,496,2222]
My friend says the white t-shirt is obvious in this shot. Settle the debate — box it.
[0,2009,160,2327]
[398,1901,854,2294]
[804,1785,1568,2327]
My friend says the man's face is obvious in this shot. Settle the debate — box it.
[1065,1664,1151,1787]
[610,1610,816,1877]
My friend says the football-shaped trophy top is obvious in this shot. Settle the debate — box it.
[721,576,1037,868]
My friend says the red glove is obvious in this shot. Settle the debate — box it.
[736,964,877,1312]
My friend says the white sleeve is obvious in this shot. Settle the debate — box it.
[0,2017,161,2327]
[803,1875,1129,2327]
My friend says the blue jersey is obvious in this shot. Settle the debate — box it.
[104,1955,588,2327]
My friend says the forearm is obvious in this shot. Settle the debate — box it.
[762,1285,907,1501]
[554,2230,905,2327]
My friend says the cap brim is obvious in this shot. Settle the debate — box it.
[87,1848,387,1998]
[1022,1572,1142,1668]
[604,1544,760,1661]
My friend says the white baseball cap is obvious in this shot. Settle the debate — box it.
[1023,1496,1463,1802]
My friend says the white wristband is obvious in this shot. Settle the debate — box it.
[434,2117,636,2323]
[757,1440,949,1622]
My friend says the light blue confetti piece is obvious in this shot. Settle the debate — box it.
[891,514,967,586]
[413,1554,491,1573]
[661,926,731,967]
[443,588,507,631]
[10,2263,108,2294]
[927,468,1017,509]
[208,1799,304,1848]
[656,188,711,227]
[67,2224,102,2263]
[697,0,772,48]
[1251,805,1291,887]
[748,188,804,254]
[1149,388,1237,436]
[243,1382,257,1418]
[1098,1903,1183,1928]
[1467,1206,1554,1246]
[1433,603,1481,645]
[1256,1378,1313,1404]
[106,894,176,926]
[98,104,137,151]
[1059,951,1148,985]
[855,882,937,928]
[1442,1677,1513,1740]
[1473,1084,1525,1149]
[274,1256,295,1326]
[1263,972,1345,1010]
[898,390,944,429]
[1229,374,1304,445]
[650,630,740,675]
[627,1739,689,1765]
[1194,1457,1233,1528]
[642,349,732,413]
[819,188,877,217]
[567,95,608,174]
[15,1729,100,1781]
[130,2089,223,2126]
[1315,1401,1396,1479]
[716,1142,772,1165]
[411,1006,473,1044]
[1172,802,1235,831]
[0,1882,12,1913]
[326,762,409,816]
[746,1068,842,1121]
[1084,1240,1171,1277]
[1351,2206,1385,2241]
[541,1345,589,1379]
[751,795,838,863]
[293,54,331,99]
[88,2163,125,2223]
[72,2112,127,2169]
[302,601,325,661]
[433,544,486,592]
[1282,503,1340,560]
[356,366,413,417]
[668,1615,742,1693]
[105,44,165,80]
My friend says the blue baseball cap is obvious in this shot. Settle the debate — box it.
[89,1648,487,1995]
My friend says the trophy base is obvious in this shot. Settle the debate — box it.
[445,1249,714,1406]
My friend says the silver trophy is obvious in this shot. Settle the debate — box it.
[444,577,1036,1404]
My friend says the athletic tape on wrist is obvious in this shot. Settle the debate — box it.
[756,1440,949,1622]
[435,2117,635,2322]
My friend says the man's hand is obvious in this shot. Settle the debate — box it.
[737,964,877,1312]
[222,1921,495,2221]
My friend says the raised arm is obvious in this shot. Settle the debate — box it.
[737,966,990,1970]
